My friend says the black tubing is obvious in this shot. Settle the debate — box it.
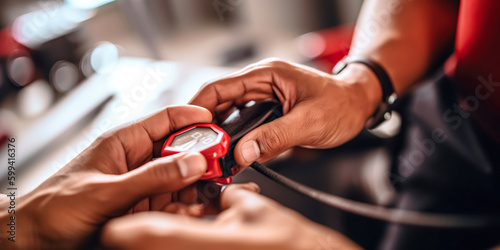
[250,162,500,228]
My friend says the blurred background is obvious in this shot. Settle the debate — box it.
[0,0,401,248]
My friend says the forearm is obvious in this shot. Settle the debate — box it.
[350,0,458,94]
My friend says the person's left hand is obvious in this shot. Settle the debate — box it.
[101,183,361,250]
[0,105,213,249]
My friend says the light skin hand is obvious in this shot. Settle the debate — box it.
[190,58,382,167]
[101,183,361,250]
[0,105,214,249]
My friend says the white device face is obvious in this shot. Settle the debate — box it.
[170,127,219,151]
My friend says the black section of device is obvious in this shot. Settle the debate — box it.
[217,101,283,177]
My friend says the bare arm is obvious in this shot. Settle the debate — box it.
[350,0,458,94]
[190,0,459,167]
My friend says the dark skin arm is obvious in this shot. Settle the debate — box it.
[351,0,458,94]
[189,0,458,167]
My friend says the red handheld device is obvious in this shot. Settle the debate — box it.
[161,123,233,184]
[161,101,284,184]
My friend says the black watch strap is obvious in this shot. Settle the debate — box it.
[332,55,397,129]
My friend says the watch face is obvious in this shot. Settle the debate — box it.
[170,127,219,151]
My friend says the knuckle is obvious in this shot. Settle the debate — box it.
[146,160,178,186]
[94,130,115,145]
[257,123,288,155]
[237,197,271,221]
[260,57,287,66]
[199,80,213,90]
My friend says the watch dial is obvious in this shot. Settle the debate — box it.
[170,127,219,151]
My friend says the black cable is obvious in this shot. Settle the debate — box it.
[250,162,500,228]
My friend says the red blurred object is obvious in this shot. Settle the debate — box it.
[298,24,354,72]
[0,28,37,99]
[0,28,26,58]
[0,126,8,147]
[451,0,500,143]
[161,124,232,184]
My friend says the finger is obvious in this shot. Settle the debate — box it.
[214,105,237,123]
[189,68,274,111]
[233,106,307,167]
[101,213,212,250]
[213,101,234,115]
[213,184,270,226]
[102,207,360,250]
[163,203,204,217]
[178,183,199,204]
[153,182,219,214]
[149,183,197,211]
[225,182,260,194]
[151,182,260,215]
[131,197,150,213]
[152,136,168,158]
[111,152,207,210]
[108,105,212,168]
[163,202,184,213]
[101,212,253,250]
[149,192,173,211]
[197,182,260,215]
[219,182,261,211]
[131,105,213,141]
[148,182,199,212]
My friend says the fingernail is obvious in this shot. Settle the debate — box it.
[241,140,260,163]
[178,153,206,178]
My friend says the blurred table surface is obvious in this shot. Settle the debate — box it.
[0,57,235,194]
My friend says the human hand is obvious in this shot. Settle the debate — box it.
[0,105,213,249]
[189,58,382,167]
[101,183,361,250]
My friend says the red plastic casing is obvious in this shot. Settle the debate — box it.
[161,124,232,184]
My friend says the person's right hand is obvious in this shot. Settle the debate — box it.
[190,58,382,167]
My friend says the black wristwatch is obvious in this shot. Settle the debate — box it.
[332,55,397,129]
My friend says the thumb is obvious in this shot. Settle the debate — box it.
[234,110,304,166]
[115,152,207,206]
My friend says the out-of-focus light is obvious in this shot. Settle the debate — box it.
[80,50,95,78]
[8,56,35,87]
[12,4,94,48]
[297,32,326,58]
[17,80,54,118]
[90,42,119,74]
[66,0,114,10]
[50,61,79,93]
